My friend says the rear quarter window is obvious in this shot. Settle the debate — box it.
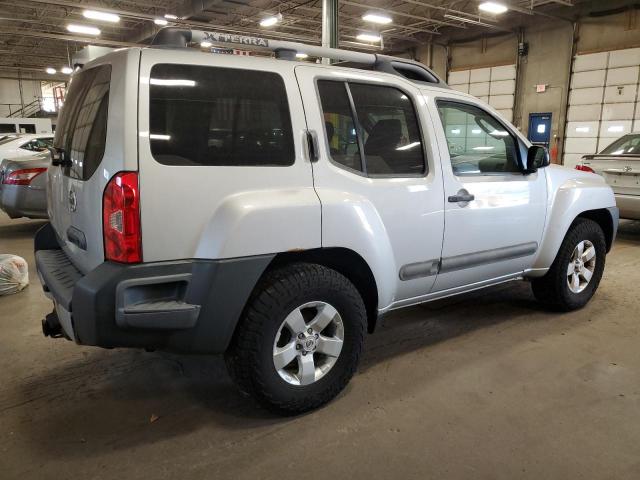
[148,64,294,167]
[54,64,111,181]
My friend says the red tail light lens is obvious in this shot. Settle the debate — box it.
[103,172,142,263]
[575,165,595,173]
[3,167,47,185]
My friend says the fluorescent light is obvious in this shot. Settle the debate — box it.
[396,141,421,151]
[472,128,482,134]
[575,126,590,133]
[201,41,213,48]
[83,10,119,23]
[150,134,171,141]
[356,33,381,42]
[362,13,392,25]
[67,24,101,35]
[473,146,495,151]
[61,66,73,75]
[164,14,178,20]
[296,52,308,59]
[608,125,624,133]
[451,129,461,134]
[479,2,508,14]
[150,78,196,87]
[260,15,280,27]
[45,67,56,74]
[154,18,168,26]
[490,130,509,137]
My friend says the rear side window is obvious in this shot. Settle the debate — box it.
[54,65,111,180]
[318,80,426,176]
[149,64,294,167]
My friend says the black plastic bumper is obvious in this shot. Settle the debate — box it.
[34,223,273,354]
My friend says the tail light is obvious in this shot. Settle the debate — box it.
[2,167,47,185]
[575,165,595,173]
[103,171,142,263]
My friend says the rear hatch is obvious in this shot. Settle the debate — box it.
[47,49,140,273]
[581,155,640,196]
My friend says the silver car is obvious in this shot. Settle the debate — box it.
[0,151,50,219]
[577,134,640,220]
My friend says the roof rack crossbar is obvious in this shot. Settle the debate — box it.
[150,27,448,87]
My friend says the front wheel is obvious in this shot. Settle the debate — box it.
[225,263,366,414]
[532,218,607,311]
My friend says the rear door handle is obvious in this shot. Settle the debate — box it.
[448,189,475,204]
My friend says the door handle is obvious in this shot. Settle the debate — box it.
[448,189,475,204]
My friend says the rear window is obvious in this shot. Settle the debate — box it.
[149,64,294,167]
[54,64,111,180]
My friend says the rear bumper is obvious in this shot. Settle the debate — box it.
[615,194,640,221]
[34,223,273,353]
[0,183,47,219]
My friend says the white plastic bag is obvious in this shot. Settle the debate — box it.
[0,254,29,296]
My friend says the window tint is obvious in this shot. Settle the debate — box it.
[149,64,294,167]
[318,80,362,172]
[54,65,111,180]
[317,81,426,176]
[350,84,425,175]
[437,101,520,176]
[600,134,640,155]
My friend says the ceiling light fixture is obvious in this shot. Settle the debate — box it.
[201,41,213,48]
[154,18,168,26]
[83,10,120,23]
[45,67,56,74]
[61,66,73,74]
[356,33,382,42]
[260,13,282,27]
[478,2,508,14]
[164,14,178,20]
[67,24,101,35]
[362,12,392,24]
[296,52,309,59]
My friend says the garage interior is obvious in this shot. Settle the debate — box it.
[1,1,640,479]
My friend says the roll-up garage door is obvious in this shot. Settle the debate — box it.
[448,64,516,123]
[563,47,640,168]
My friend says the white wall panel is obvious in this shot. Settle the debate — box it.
[571,70,606,89]
[565,137,598,154]
[606,66,639,86]
[495,109,513,122]
[566,121,600,137]
[567,104,603,122]
[477,96,489,103]
[489,94,515,109]
[573,52,608,72]
[609,48,640,68]
[599,120,633,138]
[469,82,490,96]
[603,85,637,103]
[490,65,516,81]
[489,79,516,95]
[598,138,617,151]
[450,84,469,94]
[569,87,603,105]
[470,67,491,83]
[601,103,635,120]
[634,120,640,132]
[448,70,470,85]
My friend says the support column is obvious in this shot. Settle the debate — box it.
[321,0,338,63]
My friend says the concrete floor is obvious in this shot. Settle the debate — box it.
[1,212,639,480]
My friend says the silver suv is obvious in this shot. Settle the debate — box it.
[36,29,618,414]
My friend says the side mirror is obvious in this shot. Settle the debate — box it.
[48,146,70,167]
[524,145,550,174]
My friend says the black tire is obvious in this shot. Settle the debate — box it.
[532,218,606,311]
[225,262,366,415]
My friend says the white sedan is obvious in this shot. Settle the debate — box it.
[0,134,54,160]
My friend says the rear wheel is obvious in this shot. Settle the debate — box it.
[225,263,366,414]
[532,218,606,311]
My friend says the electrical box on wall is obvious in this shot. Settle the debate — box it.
[518,42,529,57]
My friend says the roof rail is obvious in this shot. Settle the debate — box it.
[150,27,448,88]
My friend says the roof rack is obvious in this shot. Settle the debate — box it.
[151,27,448,88]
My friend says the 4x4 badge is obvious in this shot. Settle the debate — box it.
[68,189,77,212]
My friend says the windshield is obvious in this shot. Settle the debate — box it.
[599,134,640,155]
